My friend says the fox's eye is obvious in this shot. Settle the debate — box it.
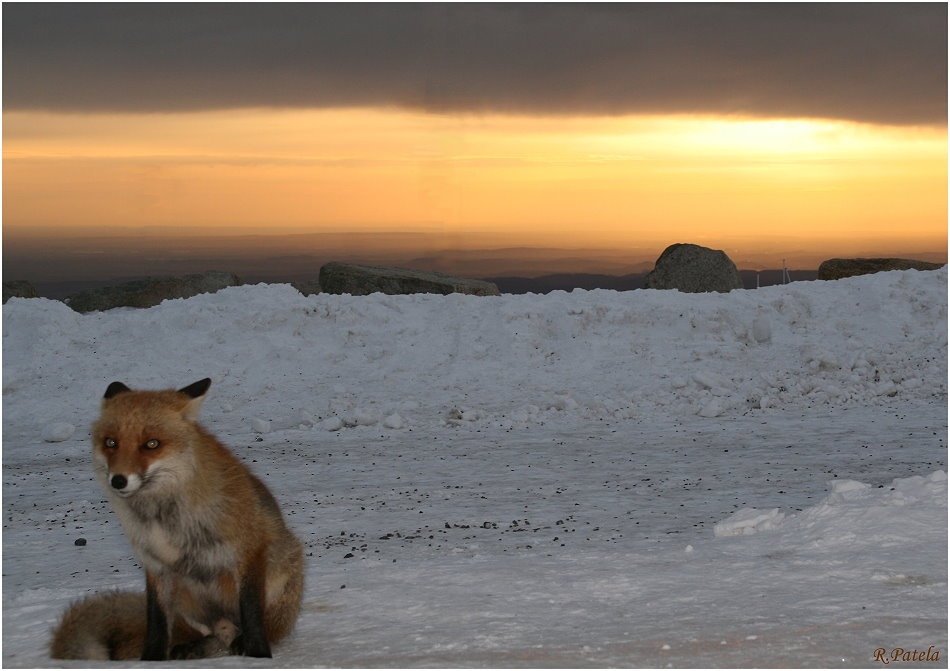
[144,439,160,450]
[104,438,117,449]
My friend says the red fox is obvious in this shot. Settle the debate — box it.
[49,378,304,660]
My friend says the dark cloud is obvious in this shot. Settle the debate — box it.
[3,3,946,124]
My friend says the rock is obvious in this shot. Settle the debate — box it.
[818,258,944,280]
[319,262,500,296]
[644,244,743,293]
[63,271,241,312]
[291,279,322,296]
[3,280,38,303]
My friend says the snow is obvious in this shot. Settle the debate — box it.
[41,422,76,443]
[712,507,786,537]
[2,267,946,667]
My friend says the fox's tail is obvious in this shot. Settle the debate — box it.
[49,591,147,660]
[50,591,239,660]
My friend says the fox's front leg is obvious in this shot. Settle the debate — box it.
[142,571,170,660]
[232,551,272,658]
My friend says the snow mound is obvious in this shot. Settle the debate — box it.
[2,268,945,435]
[713,507,786,536]
[714,471,947,550]
[41,422,75,443]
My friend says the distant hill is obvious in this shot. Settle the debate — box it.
[488,273,646,294]
[489,269,818,294]
[739,269,819,288]
[29,269,820,300]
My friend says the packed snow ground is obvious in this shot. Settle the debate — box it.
[2,267,946,668]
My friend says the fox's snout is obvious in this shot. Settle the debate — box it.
[108,472,143,497]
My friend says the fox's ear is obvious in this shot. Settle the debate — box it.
[178,378,211,399]
[178,378,211,421]
[104,382,131,399]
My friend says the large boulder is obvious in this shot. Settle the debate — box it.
[291,279,322,296]
[64,270,241,312]
[818,258,944,280]
[3,280,38,303]
[644,243,743,293]
[319,262,500,296]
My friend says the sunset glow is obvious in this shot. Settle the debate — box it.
[4,108,947,255]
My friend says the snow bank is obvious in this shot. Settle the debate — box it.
[3,267,946,439]
[714,471,947,545]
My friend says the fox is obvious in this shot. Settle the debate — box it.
[49,378,304,661]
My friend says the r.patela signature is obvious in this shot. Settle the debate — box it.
[874,647,940,664]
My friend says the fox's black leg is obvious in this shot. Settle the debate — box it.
[142,572,169,660]
[233,553,272,658]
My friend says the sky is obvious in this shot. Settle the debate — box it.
[3,3,948,277]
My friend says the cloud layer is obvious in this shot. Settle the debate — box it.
[3,3,946,124]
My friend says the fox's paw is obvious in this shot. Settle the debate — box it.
[171,635,231,660]
[170,619,240,660]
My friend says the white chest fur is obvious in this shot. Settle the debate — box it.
[112,495,237,579]
[137,522,183,568]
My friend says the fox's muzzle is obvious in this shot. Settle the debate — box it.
[109,473,142,497]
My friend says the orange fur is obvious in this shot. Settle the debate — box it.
[50,379,304,660]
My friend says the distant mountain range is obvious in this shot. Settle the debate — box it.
[6,228,943,297]
[487,269,819,294]
[28,269,820,300]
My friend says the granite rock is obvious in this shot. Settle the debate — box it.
[319,262,500,296]
[644,243,743,293]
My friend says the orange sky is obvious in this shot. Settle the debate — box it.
[3,108,947,257]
